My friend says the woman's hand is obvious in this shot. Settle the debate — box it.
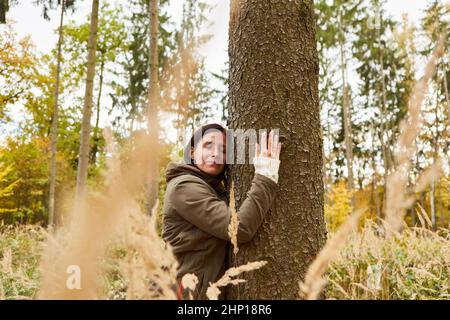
[255,130,282,160]
[253,130,282,183]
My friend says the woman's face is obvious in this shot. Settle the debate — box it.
[191,131,226,177]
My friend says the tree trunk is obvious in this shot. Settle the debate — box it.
[443,75,450,169]
[376,15,390,216]
[91,59,105,166]
[444,73,450,124]
[430,181,436,231]
[48,0,66,227]
[438,178,443,227]
[226,0,327,299]
[338,8,354,199]
[430,89,440,231]
[76,0,99,200]
[146,0,160,215]
[370,121,381,223]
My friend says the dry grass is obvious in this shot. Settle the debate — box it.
[0,225,44,299]
[206,261,267,300]
[299,210,363,300]
[37,127,179,299]
[2,221,449,300]
[326,222,450,299]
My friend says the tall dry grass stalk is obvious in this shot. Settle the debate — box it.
[299,210,363,300]
[413,159,443,194]
[37,126,178,299]
[384,36,446,237]
[416,203,433,230]
[121,201,178,299]
[228,181,239,256]
[206,260,267,300]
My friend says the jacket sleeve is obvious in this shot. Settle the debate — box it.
[169,174,278,244]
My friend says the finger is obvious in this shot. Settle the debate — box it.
[273,132,279,158]
[260,130,267,157]
[268,130,273,157]
[277,142,282,159]
[255,142,259,158]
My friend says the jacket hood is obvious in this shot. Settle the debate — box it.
[165,162,226,194]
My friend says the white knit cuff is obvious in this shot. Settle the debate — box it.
[253,157,280,183]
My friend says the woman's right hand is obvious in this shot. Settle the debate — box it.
[253,130,282,183]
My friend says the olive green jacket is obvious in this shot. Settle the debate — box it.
[162,162,278,299]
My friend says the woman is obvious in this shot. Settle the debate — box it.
[162,123,281,299]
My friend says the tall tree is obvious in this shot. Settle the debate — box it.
[337,4,355,197]
[61,2,126,166]
[158,0,215,141]
[227,0,327,299]
[49,0,71,227]
[75,0,99,200]
[109,0,171,138]
[0,0,16,23]
[353,0,411,218]
[315,0,363,200]
[420,0,450,229]
[146,0,160,214]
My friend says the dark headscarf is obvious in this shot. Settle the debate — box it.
[166,123,229,198]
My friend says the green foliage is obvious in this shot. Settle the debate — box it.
[0,138,49,224]
[109,0,173,135]
[0,23,36,120]
[0,154,20,213]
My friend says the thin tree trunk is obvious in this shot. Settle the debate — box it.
[370,121,381,223]
[183,53,191,132]
[443,75,449,169]
[146,0,160,215]
[91,59,105,166]
[76,0,99,200]
[438,178,443,227]
[430,89,440,231]
[227,0,327,299]
[48,0,65,227]
[444,73,450,123]
[430,181,436,231]
[338,8,354,199]
[376,15,390,216]
[325,99,333,207]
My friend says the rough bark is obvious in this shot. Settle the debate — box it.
[226,0,327,299]
[76,0,99,200]
[48,0,65,227]
[146,0,160,215]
